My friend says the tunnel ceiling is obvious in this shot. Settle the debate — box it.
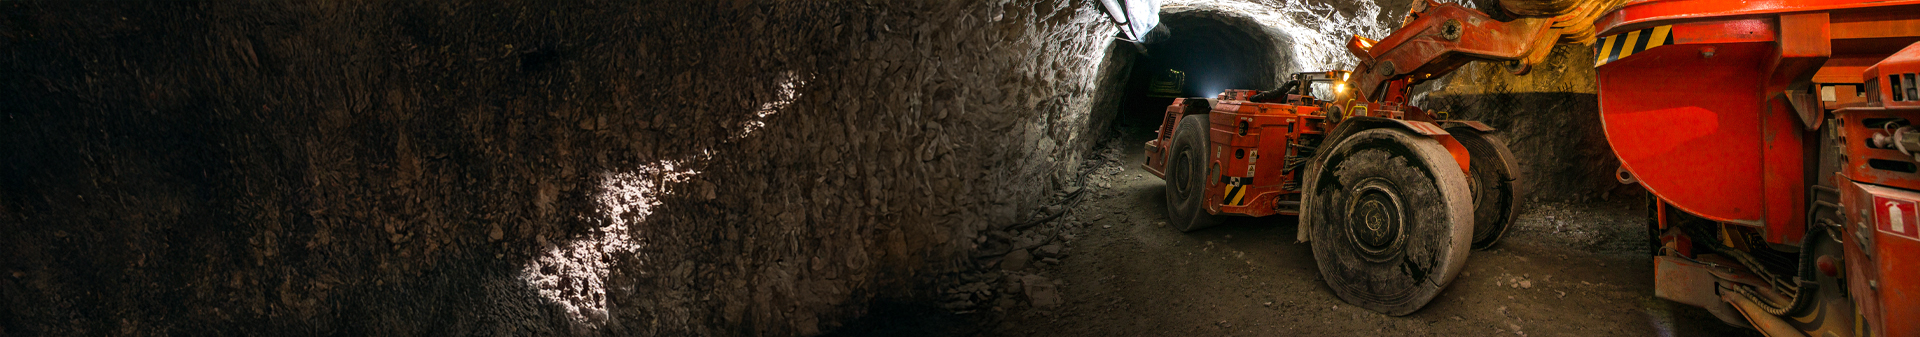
[1107,8,1285,133]
[1145,9,1282,96]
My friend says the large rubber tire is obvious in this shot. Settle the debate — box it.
[1306,128,1474,316]
[1445,127,1521,250]
[1165,114,1222,232]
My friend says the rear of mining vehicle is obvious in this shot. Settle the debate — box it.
[1141,0,1920,333]
[1587,1,1920,336]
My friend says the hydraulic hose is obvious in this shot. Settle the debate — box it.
[1756,227,1824,316]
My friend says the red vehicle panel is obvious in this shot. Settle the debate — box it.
[1598,40,1772,228]
[1142,0,1920,332]
[1593,2,1920,334]
[1839,181,1920,337]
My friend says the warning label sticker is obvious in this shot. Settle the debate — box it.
[1874,195,1920,240]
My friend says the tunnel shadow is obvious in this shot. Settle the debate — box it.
[0,1,830,335]
[1415,91,1618,202]
[813,300,980,337]
[1085,7,1292,146]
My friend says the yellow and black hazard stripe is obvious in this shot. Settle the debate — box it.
[1221,176,1251,206]
[1595,25,1673,67]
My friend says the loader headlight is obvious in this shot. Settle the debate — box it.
[1325,70,1351,82]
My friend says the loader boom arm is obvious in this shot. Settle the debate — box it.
[1345,0,1623,103]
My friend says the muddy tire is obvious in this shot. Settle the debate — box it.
[1165,114,1221,232]
[1306,127,1473,316]
[1445,127,1521,250]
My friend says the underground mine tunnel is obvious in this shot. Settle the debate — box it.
[13,0,1920,336]
[1107,8,1282,137]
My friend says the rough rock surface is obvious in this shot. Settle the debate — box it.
[0,1,1122,335]
[1419,45,1622,203]
[0,0,1634,335]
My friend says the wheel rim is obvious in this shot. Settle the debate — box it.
[1346,178,1406,261]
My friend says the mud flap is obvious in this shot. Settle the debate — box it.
[1653,256,1753,328]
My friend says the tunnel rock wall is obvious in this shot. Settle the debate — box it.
[0,0,1117,336]
[1417,44,1625,202]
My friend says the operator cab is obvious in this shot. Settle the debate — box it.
[1227,70,1355,122]
[1243,71,1352,106]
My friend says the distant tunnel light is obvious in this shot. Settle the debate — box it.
[1167,0,1398,81]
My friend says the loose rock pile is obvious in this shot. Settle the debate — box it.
[930,140,1134,320]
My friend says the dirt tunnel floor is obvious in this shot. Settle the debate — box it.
[976,134,1762,337]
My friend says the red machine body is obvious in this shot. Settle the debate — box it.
[1142,0,1920,332]
[1833,44,1920,337]
[1141,92,1330,218]
[1141,90,1468,218]
[1597,0,1920,243]
[1591,1,1920,335]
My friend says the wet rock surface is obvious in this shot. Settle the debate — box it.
[2,0,1121,335]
